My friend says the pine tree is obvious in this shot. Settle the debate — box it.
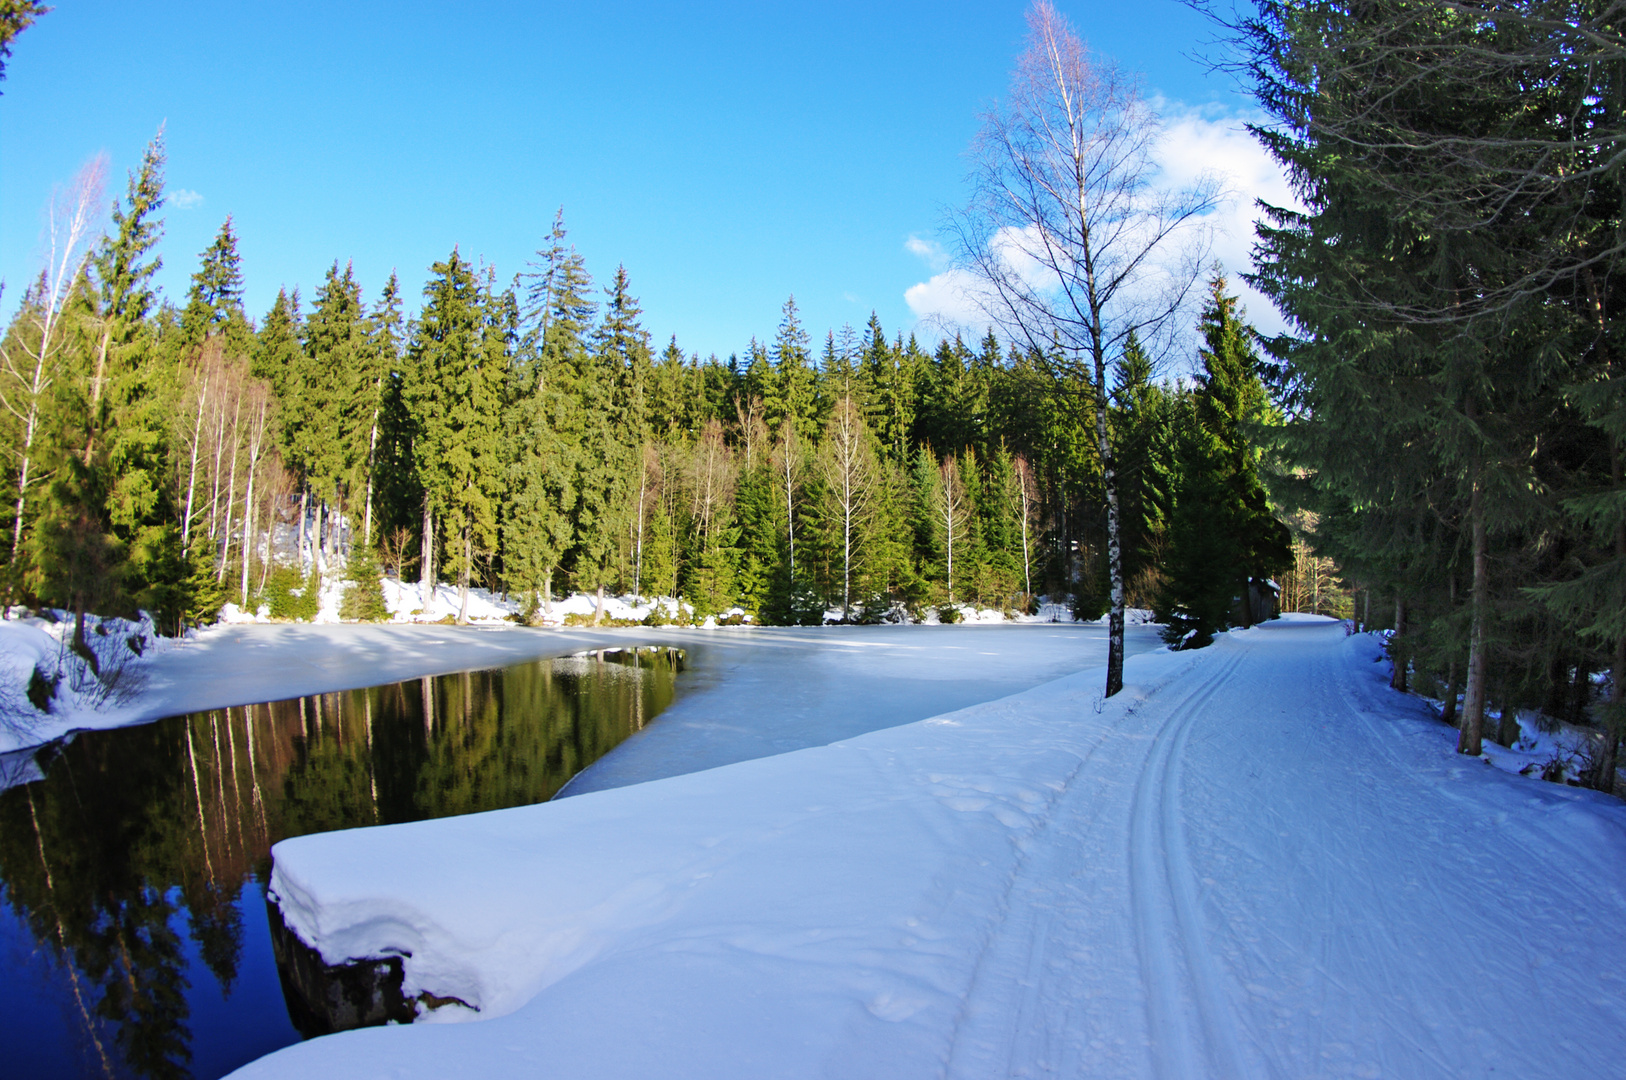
[405,249,506,622]
[94,136,183,623]
[767,296,820,443]
[179,217,252,358]
[1157,277,1292,647]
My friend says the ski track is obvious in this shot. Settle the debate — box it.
[944,619,1626,1080]
[1129,644,1251,1080]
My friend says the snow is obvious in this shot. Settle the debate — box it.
[0,587,1111,755]
[0,610,170,752]
[229,618,1626,1079]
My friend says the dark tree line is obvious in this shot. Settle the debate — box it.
[1231,0,1626,782]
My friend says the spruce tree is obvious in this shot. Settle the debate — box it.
[339,544,389,621]
[1156,277,1290,647]
[299,261,368,561]
[358,273,402,544]
[768,297,821,443]
[405,250,506,621]
[93,136,183,623]
[179,217,252,358]
[595,264,653,441]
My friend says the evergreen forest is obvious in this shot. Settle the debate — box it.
[0,136,1293,645]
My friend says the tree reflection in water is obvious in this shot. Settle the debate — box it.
[0,647,683,1080]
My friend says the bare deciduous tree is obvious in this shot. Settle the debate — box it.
[956,1,1217,695]
[772,421,802,579]
[1012,453,1039,598]
[0,154,106,559]
[936,454,967,605]
[819,396,876,621]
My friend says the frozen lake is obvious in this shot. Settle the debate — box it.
[562,621,1165,794]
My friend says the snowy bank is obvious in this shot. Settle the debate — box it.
[0,618,677,755]
[0,610,169,754]
[232,618,1626,1079]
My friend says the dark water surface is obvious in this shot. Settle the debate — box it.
[0,647,685,1080]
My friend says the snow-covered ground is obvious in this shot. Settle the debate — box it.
[0,610,173,756]
[222,574,1095,629]
[229,617,1626,1079]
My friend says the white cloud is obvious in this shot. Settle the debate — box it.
[904,102,1300,359]
[1154,101,1299,341]
[171,188,204,210]
[904,268,990,335]
[904,233,951,273]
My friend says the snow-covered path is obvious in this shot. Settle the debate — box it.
[232,618,1626,1079]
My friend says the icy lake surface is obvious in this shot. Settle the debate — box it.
[563,622,1165,795]
[0,622,1140,1079]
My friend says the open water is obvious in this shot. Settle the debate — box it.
[0,647,685,1080]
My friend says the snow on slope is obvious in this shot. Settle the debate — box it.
[231,619,1626,1079]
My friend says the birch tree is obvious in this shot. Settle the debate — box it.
[936,454,968,604]
[956,0,1216,695]
[1,155,105,559]
[819,395,876,621]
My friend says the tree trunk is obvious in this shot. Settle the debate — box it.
[456,529,471,625]
[1600,635,1624,795]
[218,395,242,584]
[363,408,379,547]
[1441,659,1461,728]
[1597,437,1626,793]
[1496,698,1522,749]
[10,400,36,559]
[1458,471,1489,756]
[842,483,852,622]
[1019,473,1032,599]
[182,378,208,555]
[297,489,310,576]
[593,583,605,626]
[313,501,327,580]
[1092,366,1126,698]
[239,429,261,604]
[419,499,435,599]
[72,593,96,674]
[635,457,648,600]
[1390,596,1408,693]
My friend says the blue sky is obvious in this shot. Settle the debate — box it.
[0,1,1281,364]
